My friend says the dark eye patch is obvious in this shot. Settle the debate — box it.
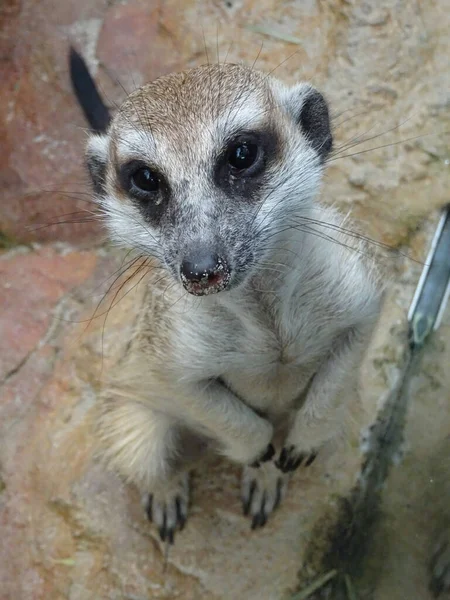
[116,159,170,224]
[214,128,280,199]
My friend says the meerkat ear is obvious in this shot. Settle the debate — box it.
[283,83,333,161]
[86,134,109,195]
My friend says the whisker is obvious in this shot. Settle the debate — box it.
[85,251,164,300]
[290,214,425,265]
[327,131,449,162]
[100,258,153,369]
[331,113,417,156]
[60,256,148,326]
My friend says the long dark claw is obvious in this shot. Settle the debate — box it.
[292,453,305,470]
[251,513,260,529]
[260,443,275,462]
[167,528,174,545]
[159,511,167,542]
[146,494,153,522]
[276,446,317,473]
[258,511,267,528]
[250,491,269,530]
[251,512,267,530]
[175,495,186,531]
[273,477,283,511]
[305,452,317,467]
[251,509,266,530]
[277,447,288,469]
[251,443,275,468]
[243,480,257,515]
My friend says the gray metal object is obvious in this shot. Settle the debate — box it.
[408,205,450,348]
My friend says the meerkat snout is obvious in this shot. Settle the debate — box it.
[180,249,231,295]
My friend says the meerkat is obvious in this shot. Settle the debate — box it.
[70,48,382,543]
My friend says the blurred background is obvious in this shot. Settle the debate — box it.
[0,1,449,599]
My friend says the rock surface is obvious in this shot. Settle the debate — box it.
[0,1,449,599]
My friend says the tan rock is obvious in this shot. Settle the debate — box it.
[0,246,97,379]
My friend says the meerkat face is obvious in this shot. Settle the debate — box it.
[86,64,332,296]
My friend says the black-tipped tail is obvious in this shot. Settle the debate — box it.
[69,46,111,133]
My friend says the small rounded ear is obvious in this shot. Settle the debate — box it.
[282,83,333,161]
[86,134,109,195]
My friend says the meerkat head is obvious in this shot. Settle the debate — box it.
[86,64,332,296]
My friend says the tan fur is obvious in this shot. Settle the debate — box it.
[112,65,272,142]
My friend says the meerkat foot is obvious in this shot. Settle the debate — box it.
[145,471,190,544]
[275,444,318,473]
[250,442,275,468]
[430,531,450,597]
[241,461,288,529]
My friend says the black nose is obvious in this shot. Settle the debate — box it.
[180,252,231,295]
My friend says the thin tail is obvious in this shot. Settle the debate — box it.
[69,46,111,133]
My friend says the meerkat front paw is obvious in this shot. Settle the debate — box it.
[241,461,289,529]
[275,445,318,473]
[145,471,190,544]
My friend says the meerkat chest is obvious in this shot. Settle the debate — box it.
[219,310,326,415]
[172,294,330,416]
[221,359,320,417]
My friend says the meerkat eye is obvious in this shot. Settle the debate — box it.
[119,161,165,204]
[215,132,270,187]
[130,166,159,193]
[227,141,259,172]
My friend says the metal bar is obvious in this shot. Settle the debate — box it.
[407,204,450,348]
